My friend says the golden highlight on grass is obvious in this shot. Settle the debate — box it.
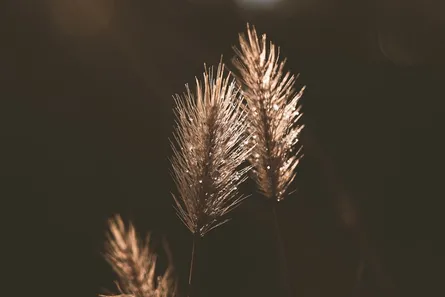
[101,215,177,297]
[233,24,305,202]
[170,61,253,237]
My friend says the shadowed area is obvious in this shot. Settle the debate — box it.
[2,0,444,297]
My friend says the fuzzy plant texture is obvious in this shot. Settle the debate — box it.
[101,23,307,297]
[101,215,177,297]
[170,62,253,237]
[233,24,305,202]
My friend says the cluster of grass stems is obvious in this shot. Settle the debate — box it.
[101,23,313,297]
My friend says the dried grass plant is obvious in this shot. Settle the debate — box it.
[101,215,177,297]
[233,24,305,203]
[232,24,306,297]
[100,24,305,297]
[170,61,253,293]
[96,22,393,297]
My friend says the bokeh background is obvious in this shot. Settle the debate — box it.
[3,0,444,297]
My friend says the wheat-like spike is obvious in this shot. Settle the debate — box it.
[101,215,177,297]
[170,61,253,237]
[232,24,305,202]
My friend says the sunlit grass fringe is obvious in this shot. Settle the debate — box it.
[232,24,306,297]
[170,61,253,296]
[101,215,177,297]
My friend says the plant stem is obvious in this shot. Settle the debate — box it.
[272,203,293,297]
[188,233,198,297]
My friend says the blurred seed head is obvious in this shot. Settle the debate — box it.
[102,215,177,297]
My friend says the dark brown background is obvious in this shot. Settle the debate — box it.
[2,1,444,297]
